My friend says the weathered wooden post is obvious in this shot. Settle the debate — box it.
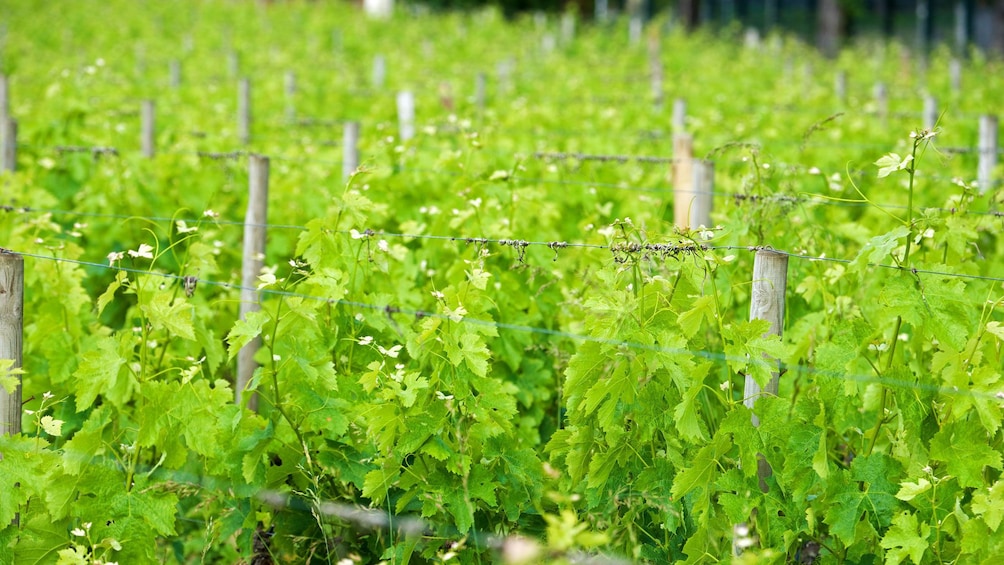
[923,95,937,131]
[672,98,687,133]
[672,134,711,231]
[169,60,181,88]
[238,78,251,145]
[0,73,8,119]
[284,71,296,123]
[978,115,998,193]
[372,54,386,90]
[343,121,359,182]
[874,82,888,121]
[834,70,847,104]
[397,90,415,142]
[141,100,155,158]
[475,72,486,112]
[0,249,23,438]
[743,249,788,478]
[237,155,269,411]
[228,51,240,78]
[949,58,962,93]
[1,117,15,173]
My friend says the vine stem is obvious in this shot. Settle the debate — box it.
[867,132,924,457]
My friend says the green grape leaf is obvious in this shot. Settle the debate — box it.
[141,291,196,341]
[971,480,1004,532]
[879,511,930,565]
[226,309,271,361]
[852,225,910,268]
[875,152,913,178]
[930,420,1003,488]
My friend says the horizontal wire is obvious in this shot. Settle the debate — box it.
[6,247,1004,403]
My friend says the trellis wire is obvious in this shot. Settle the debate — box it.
[6,247,1004,404]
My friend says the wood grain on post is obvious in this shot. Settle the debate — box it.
[238,78,251,145]
[237,155,269,411]
[688,160,713,230]
[743,249,788,489]
[978,115,998,193]
[397,90,415,142]
[672,133,694,230]
[0,249,23,438]
[141,100,155,158]
[1,117,15,173]
[343,121,360,182]
[923,95,937,131]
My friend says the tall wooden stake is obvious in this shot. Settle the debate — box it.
[169,60,181,88]
[923,95,937,131]
[284,71,296,123]
[343,121,360,182]
[874,82,888,121]
[238,78,251,145]
[0,74,8,119]
[743,249,788,481]
[1,117,15,173]
[979,115,998,193]
[397,90,415,142]
[373,55,386,90]
[834,70,847,104]
[672,98,687,133]
[672,134,695,230]
[0,249,23,438]
[237,155,269,411]
[141,100,155,158]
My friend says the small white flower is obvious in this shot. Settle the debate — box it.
[203,209,219,218]
[257,272,278,289]
[71,528,87,537]
[469,197,483,208]
[350,229,364,239]
[377,240,389,253]
[43,391,54,400]
[272,354,281,362]
[808,167,821,175]
[127,243,154,259]
[358,336,374,346]
[176,220,198,233]
[378,344,402,358]
[107,251,125,265]
[431,290,445,300]
[436,391,454,400]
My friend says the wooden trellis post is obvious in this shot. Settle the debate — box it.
[0,249,23,438]
[169,60,181,88]
[0,73,8,119]
[834,70,847,104]
[743,249,789,478]
[979,115,998,193]
[284,71,296,123]
[874,82,888,121]
[672,134,711,231]
[1,117,15,173]
[343,121,359,182]
[923,95,937,131]
[141,100,155,158]
[397,90,415,142]
[672,98,687,133]
[238,78,251,145]
[237,155,269,411]
[373,54,386,90]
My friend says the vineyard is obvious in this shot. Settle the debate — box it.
[1,1,1004,563]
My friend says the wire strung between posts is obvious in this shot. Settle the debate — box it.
[6,247,1004,404]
